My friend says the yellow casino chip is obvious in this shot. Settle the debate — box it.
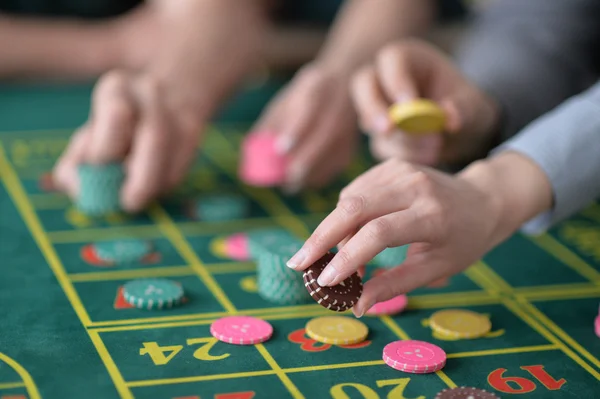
[430,309,491,339]
[305,316,368,345]
[388,99,446,134]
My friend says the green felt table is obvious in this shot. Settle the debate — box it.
[0,81,599,399]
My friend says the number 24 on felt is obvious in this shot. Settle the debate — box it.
[140,337,227,366]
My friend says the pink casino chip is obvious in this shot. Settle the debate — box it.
[595,315,600,338]
[383,340,446,373]
[366,294,408,316]
[239,131,288,186]
[210,316,273,345]
[224,233,250,261]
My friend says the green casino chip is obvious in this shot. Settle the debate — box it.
[77,162,124,216]
[256,239,311,304]
[195,193,249,221]
[374,246,408,269]
[123,278,184,310]
[94,239,151,265]
[247,228,299,259]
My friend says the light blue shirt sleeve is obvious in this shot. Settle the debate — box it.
[494,81,600,234]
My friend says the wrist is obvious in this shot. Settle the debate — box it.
[458,151,553,243]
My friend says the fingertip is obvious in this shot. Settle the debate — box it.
[440,99,462,134]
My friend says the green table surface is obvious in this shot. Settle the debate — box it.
[0,81,599,399]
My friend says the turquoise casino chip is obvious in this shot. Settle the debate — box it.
[195,193,249,222]
[374,246,408,268]
[123,278,184,310]
[77,162,124,216]
[94,239,151,265]
[247,228,299,259]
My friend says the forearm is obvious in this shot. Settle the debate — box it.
[491,81,600,234]
[0,14,120,78]
[147,0,268,128]
[459,152,553,244]
[316,0,435,73]
[456,0,600,142]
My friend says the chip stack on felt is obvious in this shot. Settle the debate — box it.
[253,231,311,305]
[77,162,124,216]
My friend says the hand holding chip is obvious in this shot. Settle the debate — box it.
[249,63,358,193]
[53,71,200,212]
[287,153,553,317]
[350,39,501,167]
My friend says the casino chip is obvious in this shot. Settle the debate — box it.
[388,99,446,134]
[303,252,363,312]
[366,294,408,316]
[374,246,408,268]
[256,238,311,304]
[595,315,600,338]
[383,340,446,374]
[210,316,273,345]
[430,309,491,339]
[93,239,151,265]
[435,387,500,399]
[239,131,288,186]
[123,278,184,310]
[222,233,250,261]
[247,228,297,259]
[77,163,124,216]
[305,316,368,345]
[193,193,248,221]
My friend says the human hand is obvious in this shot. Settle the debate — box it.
[351,39,500,166]
[249,63,358,193]
[286,152,552,317]
[53,70,200,212]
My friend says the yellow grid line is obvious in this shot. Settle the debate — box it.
[148,205,236,313]
[126,344,561,389]
[529,234,600,285]
[255,344,304,399]
[0,382,25,390]
[127,370,276,388]
[69,266,194,283]
[520,301,600,370]
[446,344,558,359]
[0,353,40,399]
[475,259,600,380]
[502,298,600,380]
[48,225,163,243]
[0,143,134,398]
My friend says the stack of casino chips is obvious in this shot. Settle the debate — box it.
[249,229,311,305]
[76,162,124,216]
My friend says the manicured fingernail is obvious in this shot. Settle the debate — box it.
[317,265,337,286]
[374,115,391,134]
[287,248,306,269]
[276,136,295,154]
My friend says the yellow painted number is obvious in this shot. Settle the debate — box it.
[140,338,230,366]
[187,337,230,361]
[330,378,424,399]
[139,342,183,366]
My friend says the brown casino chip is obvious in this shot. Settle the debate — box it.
[435,387,500,399]
[303,252,362,312]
